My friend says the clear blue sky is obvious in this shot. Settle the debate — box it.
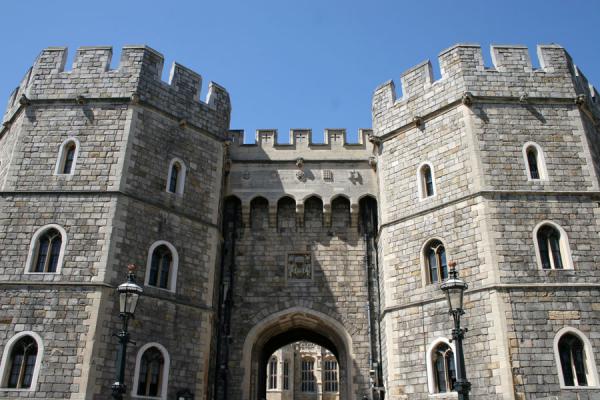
[1,0,599,143]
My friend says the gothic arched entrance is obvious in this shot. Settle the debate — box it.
[241,307,355,400]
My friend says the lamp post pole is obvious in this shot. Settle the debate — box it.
[440,262,471,400]
[111,264,143,400]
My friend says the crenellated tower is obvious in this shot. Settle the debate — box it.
[372,44,600,399]
[0,45,230,399]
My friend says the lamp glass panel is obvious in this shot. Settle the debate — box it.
[448,287,464,312]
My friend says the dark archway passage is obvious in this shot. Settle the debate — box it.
[258,329,340,400]
[241,308,355,400]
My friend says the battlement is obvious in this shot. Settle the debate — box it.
[372,44,598,135]
[3,46,231,136]
[228,129,375,161]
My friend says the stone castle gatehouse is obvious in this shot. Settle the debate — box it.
[0,43,599,399]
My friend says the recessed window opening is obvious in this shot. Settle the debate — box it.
[559,333,588,387]
[132,343,170,400]
[424,239,448,284]
[166,158,187,195]
[417,162,436,199]
[523,142,548,181]
[33,228,62,273]
[554,328,599,389]
[433,342,456,393]
[527,147,540,179]
[537,225,563,269]
[149,245,172,289]
[55,138,79,176]
[145,241,179,292]
[6,336,37,389]
[0,332,44,391]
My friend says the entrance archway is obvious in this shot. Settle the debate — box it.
[242,307,355,400]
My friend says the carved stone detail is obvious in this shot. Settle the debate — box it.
[287,253,312,280]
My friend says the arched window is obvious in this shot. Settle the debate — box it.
[132,343,170,399]
[55,138,79,175]
[418,163,436,199]
[25,224,67,274]
[323,358,339,392]
[427,339,457,394]
[554,328,599,388]
[282,360,289,390]
[433,343,456,393]
[267,357,277,390]
[534,222,572,270]
[424,239,448,284]
[0,332,43,391]
[145,241,179,292]
[523,142,547,181]
[166,158,186,195]
[301,358,316,392]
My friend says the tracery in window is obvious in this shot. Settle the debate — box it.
[5,336,37,389]
[136,347,165,397]
[32,228,62,273]
[424,239,448,284]
[432,342,456,393]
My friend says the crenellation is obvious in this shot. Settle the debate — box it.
[490,45,533,72]
[228,128,374,161]
[72,46,113,73]
[372,44,585,136]
[400,60,434,98]
[169,62,202,101]
[2,45,231,137]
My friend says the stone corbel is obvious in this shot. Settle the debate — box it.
[368,156,377,171]
[413,115,424,128]
[461,92,474,107]
[18,94,30,106]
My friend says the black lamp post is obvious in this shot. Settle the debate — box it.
[440,262,471,400]
[111,264,143,399]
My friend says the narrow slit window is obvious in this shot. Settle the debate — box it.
[62,143,76,174]
[527,147,540,179]
[169,163,180,193]
[419,164,435,198]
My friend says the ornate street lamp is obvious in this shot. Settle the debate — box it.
[111,264,143,399]
[440,262,471,400]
